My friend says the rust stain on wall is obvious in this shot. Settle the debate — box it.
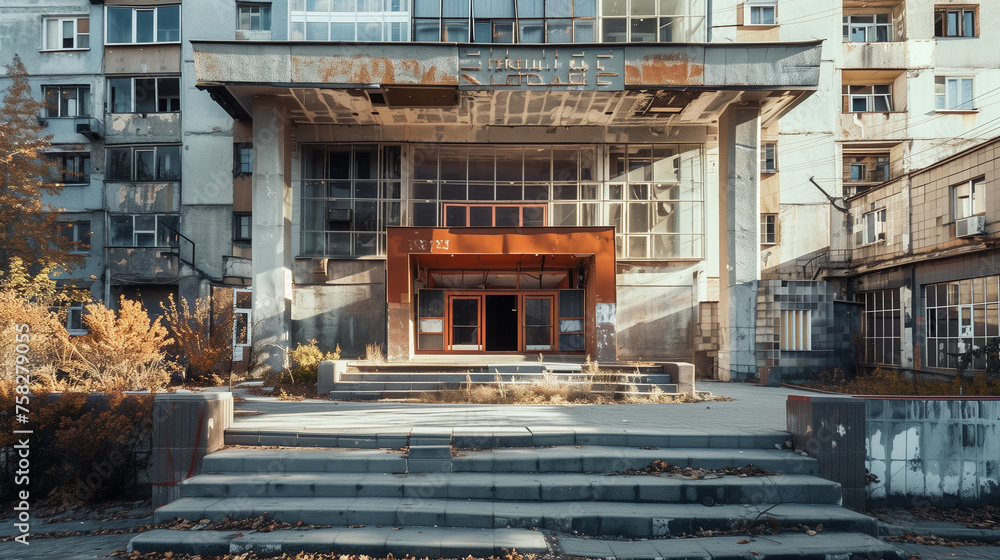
[309,55,455,85]
[627,54,704,86]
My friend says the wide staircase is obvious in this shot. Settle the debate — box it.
[327,362,680,400]
[132,427,906,559]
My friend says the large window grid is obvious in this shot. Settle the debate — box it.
[859,289,901,366]
[412,0,603,43]
[290,0,409,41]
[105,5,180,44]
[301,143,703,259]
[301,144,402,256]
[926,277,1000,370]
[601,0,705,42]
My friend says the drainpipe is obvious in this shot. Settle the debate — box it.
[706,0,712,42]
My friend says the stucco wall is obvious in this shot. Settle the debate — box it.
[292,281,387,360]
[866,398,1000,507]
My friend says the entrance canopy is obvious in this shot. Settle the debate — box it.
[192,41,821,127]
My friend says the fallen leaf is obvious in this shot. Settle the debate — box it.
[807,530,817,536]
[738,539,750,544]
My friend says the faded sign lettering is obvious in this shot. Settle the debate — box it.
[460,47,623,90]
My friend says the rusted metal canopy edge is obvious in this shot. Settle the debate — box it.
[191,40,822,91]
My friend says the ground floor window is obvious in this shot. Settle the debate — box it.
[858,289,901,366]
[925,276,1000,369]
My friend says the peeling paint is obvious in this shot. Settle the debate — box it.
[627,54,705,85]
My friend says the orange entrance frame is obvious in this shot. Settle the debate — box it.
[386,227,617,361]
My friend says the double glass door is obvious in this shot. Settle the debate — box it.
[445,293,553,352]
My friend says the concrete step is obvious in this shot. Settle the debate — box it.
[224,429,792,450]
[180,472,842,505]
[128,527,549,557]
[334,371,674,385]
[203,446,815,475]
[153,498,878,537]
[556,532,907,560]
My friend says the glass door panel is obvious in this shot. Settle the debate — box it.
[450,296,481,350]
[524,296,552,351]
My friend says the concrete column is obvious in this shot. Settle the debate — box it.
[251,98,293,376]
[151,392,233,508]
[717,105,761,381]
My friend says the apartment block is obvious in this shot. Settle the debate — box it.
[1,1,995,381]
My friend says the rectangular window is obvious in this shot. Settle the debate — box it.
[936,76,975,110]
[934,6,977,37]
[861,208,887,245]
[106,146,181,182]
[761,213,777,245]
[858,289,902,366]
[108,77,180,113]
[780,309,811,351]
[105,5,180,44]
[234,213,252,241]
[843,13,892,42]
[925,276,1000,370]
[842,84,892,112]
[233,288,252,347]
[66,301,86,334]
[953,177,985,220]
[238,4,272,30]
[61,221,92,253]
[110,214,179,247]
[42,16,90,50]
[745,0,777,25]
[49,153,90,185]
[43,85,91,118]
[760,143,777,173]
[234,143,253,175]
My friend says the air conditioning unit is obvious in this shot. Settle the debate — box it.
[327,207,352,223]
[75,122,91,133]
[956,215,986,238]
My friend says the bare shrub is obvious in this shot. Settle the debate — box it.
[70,297,172,391]
[0,387,153,507]
[0,289,72,387]
[161,294,236,386]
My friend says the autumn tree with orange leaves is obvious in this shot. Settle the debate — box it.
[0,55,82,278]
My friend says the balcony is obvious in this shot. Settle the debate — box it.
[838,111,908,141]
[108,247,179,282]
[842,41,907,69]
[105,113,181,143]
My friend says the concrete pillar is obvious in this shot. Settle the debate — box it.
[251,98,293,376]
[151,392,233,508]
[717,105,761,381]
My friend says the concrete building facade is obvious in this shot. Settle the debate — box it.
[3,0,996,381]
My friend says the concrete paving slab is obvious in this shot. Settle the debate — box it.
[444,499,495,529]
[280,528,345,553]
